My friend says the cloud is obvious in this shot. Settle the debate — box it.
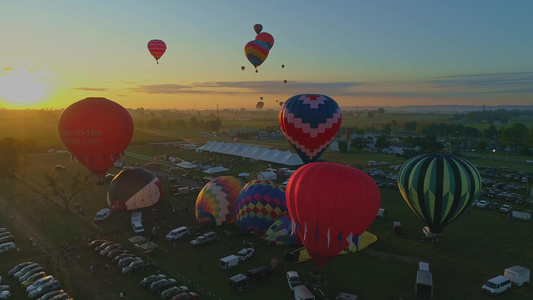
[1,67,15,72]
[71,87,108,91]
[427,71,533,89]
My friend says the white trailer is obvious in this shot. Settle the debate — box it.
[504,265,530,286]
[511,210,531,221]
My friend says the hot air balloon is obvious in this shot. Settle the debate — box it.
[195,176,245,226]
[244,40,270,71]
[261,213,302,245]
[286,162,381,268]
[147,39,166,64]
[235,180,287,235]
[256,101,264,110]
[58,97,134,178]
[279,94,342,164]
[253,24,263,34]
[281,64,285,68]
[260,97,263,100]
[284,80,287,84]
[279,101,284,107]
[397,153,482,235]
[241,66,245,71]
[107,168,163,212]
[255,32,274,49]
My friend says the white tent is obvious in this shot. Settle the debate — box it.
[196,141,303,166]
[256,171,277,180]
[176,161,198,169]
[203,166,230,174]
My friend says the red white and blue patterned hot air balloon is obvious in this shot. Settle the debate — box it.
[279,94,342,164]
[147,39,166,64]
[235,180,287,235]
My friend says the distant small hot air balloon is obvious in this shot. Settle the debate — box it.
[281,64,285,68]
[279,101,284,107]
[254,24,263,35]
[256,101,264,110]
[276,100,279,102]
[241,66,245,71]
[147,39,166,64]
[255,32,274,49]
[284,80,287,84]
[260,97,263,100]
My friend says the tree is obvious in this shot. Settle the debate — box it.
[146,119,161,128]
[44,172,93,211]
[382,123,392,134]
[375,135,391,150]
[338,140,348,153]
[0,137,35,178]
[367,111,375,118]
[377,108,385,115]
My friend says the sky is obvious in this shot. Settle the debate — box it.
[1,0,532,110]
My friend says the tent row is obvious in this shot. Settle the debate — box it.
[196,141,303,166]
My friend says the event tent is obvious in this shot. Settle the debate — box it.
[203,166,230,174]
[196,141,303,166]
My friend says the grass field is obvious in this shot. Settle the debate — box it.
[1,110,533,300]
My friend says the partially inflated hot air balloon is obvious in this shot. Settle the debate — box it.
[255,32,274,49]
[397,153,482,235]
[279,94,342,164]
[235,180,287,235]
[147,39,166,64]
[261,213,302,245]
[58,97,134,178]
[253,24,263,34]
[195,176,245,226]
[286,162,381,268]
[244,40,270,72]
[107,168,163,212]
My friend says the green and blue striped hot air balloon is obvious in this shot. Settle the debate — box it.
[397,153,481,234]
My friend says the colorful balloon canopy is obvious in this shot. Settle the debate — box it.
[58,97,134,178]
[147,39,166,64]
[195,176,245,226]
[253,24,263,34]
[261,213,301,246]
[107,167,163,212]
[235,180,287,235]
[244,40,270,70]
[255,32,274,49]
[397,153,482,234]
[279,94,342,164]
[286,162,381,268]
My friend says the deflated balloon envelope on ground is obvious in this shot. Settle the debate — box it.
[397,153,482,235]
[195,176,245,226]
[279,94,342,164]
[235,180,287,235]
[107,167,163,212]
[286,162,381,268]
[58,97,134,178]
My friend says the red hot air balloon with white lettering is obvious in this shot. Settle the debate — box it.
[279,94,342,164]
[286,162,381,268]
[58,97,134,178]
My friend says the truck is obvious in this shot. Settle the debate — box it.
[220,255,240,269]
[190,231,217,247]
[131,212,144,234]
[415,270,433,299]
[511,210,532,221]
[293,285,315,300]
[504,265,530,286]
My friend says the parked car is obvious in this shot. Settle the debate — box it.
[122,259,152,275]
[48,293,70,300]
[140,274,166,288]
[14,263,40,279]
[108,249,129,259]
[118,256,141,268]
[0,242,16,253]
[8,262,33,276]
[190,231,217,247]
[28,280,61,299]
[166,227,191,241]
[236,248,255,261]
[0,235,15,244]
[172,292,198,300]
[95,241,114,252]
[151,279,177,293]
[500,204,513,213]
[475,200,489,208]
[0,291,10,300]
[100,243,122,256]
[286,271,302,291]
[160,286,189,300]
[19,267,45,282]
[27,275,55,293]
[113,252,137,264]
[488,202,500,210]
[38,290,65,300]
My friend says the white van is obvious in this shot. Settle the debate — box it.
[166,226,191,241]
[94,208,111,223]
[294,285,315,300]
[0,242,16,253]
[482,275,511,295]
[219,255,240,269]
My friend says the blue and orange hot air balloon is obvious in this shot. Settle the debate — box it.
[286,162,381,268]
[235,180,287,235]
[279,94,342,164]
[195,176,245,226]
[244,40,270,72]
[147,39,166,64]
[58,97,134,178]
